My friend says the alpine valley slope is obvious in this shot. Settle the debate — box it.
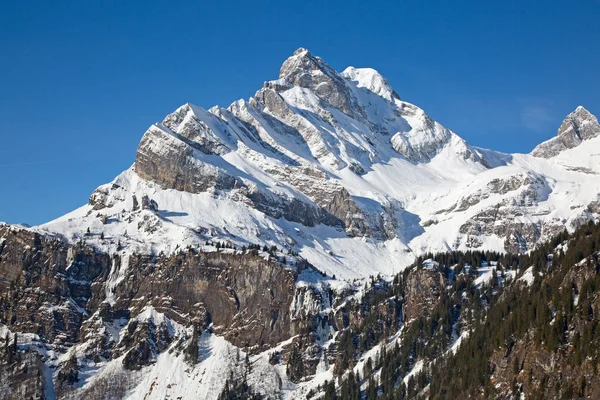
[37,48,600,280]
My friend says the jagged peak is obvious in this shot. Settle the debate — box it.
[532,105,599,158]
[561,105,595,127]
[279,47,332,80]
[293,47,310,57]
[162,103,204,130]
[557,105,599,138]
[564,105,593,122]
[275,48,363,117]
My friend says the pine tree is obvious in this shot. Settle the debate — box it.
[323,380,337,400]
[366,376,378,400]
[286,344,304,383]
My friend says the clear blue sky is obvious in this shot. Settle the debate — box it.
[1,1,599,225]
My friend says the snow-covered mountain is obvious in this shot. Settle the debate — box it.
[532,106,600,158]
[2,48,600,400]
[37,48,600,279]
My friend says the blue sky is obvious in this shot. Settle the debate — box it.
[1,1,599,225]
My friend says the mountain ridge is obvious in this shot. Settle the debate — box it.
[30,48,600,280]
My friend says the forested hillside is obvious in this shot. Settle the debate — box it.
[285,222,600,399]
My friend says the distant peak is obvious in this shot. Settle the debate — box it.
[558,105,597,137]
[565,105,593,122]
[279,47,330,80]
[532,105,600,157]
[293,47,310,56]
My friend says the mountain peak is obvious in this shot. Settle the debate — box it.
[532,105,600,158]
[278,48,362,117]
[12,45,600,400]
[564,105,593,123]
[557,105,598,139]
[341,66,400,101]
[292,47,310,56]
[279,47,328,79]
[561,105,594,125]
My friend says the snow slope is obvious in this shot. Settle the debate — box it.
[35,48,600,281]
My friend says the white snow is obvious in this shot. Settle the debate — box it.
[34,83,600,283]
[518,266,540,286]
[403,359,424,385]
[474,263,499,287]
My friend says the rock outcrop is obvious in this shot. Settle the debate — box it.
[532,106,600,158]
[135,124,240,194]
[402,262,447,322]
[279,48,365,119]
[0,346,46,400]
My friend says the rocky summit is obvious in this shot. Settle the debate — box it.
[532,106,600,158]
[1,48,600,399]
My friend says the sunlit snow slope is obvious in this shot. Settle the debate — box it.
[38,48,600,279]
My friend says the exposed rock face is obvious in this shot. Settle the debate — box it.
[453,172,568,253]
[588,199,600,214]
[532,106,600,158]
[135,119,352,229]
[452,172,542,213]
[110,251,302,351]
[161,103,232,156]
[322,188,368,236]
[0,224,339,397]
[243,184,324,227]
[118,317,173,370]
[333,287,401,335]
[135,103,375,232]
[0,225,316,352]
[279,48,364,119]
[0,226,110,345]
[402,264,447,322]
[135,124,240,193]
[0,347,46,400]
[460,207,546,254]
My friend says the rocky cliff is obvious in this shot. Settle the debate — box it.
[0,224,338,398]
